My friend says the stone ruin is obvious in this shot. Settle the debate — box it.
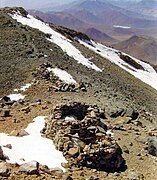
[43,102,125,172]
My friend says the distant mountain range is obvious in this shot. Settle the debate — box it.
[29,0,157,65]
[30,0,157,28]
[111,0,157,19]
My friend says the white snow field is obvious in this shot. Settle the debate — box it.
[0,116,67,170]
[47,67,77,84]
[10,12,102,72]
[79,39,157,91]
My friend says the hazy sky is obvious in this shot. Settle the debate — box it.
[0,0,142,10]
[0,0,75,9]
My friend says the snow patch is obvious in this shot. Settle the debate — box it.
[1,83,33,102]
[113,25,131,29]
[10,12,102,72]
[65,116,76,122]
[14,83,32,92]
[19,83,32,92]
[48,67,76,84]
[0,116,66,170]
[8,94,25,101]
[79,39,157,91]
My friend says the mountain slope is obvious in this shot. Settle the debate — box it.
[28,10,90,30]
[1,7,157,113]
[129,0,157,19]
[0,7,157,180]
[113,35,157,65]
[85,27,115,43]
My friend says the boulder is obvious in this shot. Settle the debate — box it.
[10,129,29,137]
[1,96,11,102]
[19,161,39,174]
[90,111,96,118]
[148,137,157,156]
[3,144,12,149]
[68,147,79,157]
[18,130,29,137]
[0,96,15,106]
[50,167,63,174]
[110,109,125,118]
[125,108,139,120]
[1,109,10,117]
[20,106,31,113]
[0,162,9,177]
[0,146,4,160]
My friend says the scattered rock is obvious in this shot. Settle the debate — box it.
[19,161,39,175]
[3,144,12,149]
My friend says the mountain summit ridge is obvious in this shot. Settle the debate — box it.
[0,6,157,180]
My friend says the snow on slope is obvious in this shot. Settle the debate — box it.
[10,11,102,72]
[0,82,33,102]
[14,83,32,92]
[79,39,157,91]
[7,94,25,101]
[0,116,67,170]
[48,67,76,84]
[19,83,32,91]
